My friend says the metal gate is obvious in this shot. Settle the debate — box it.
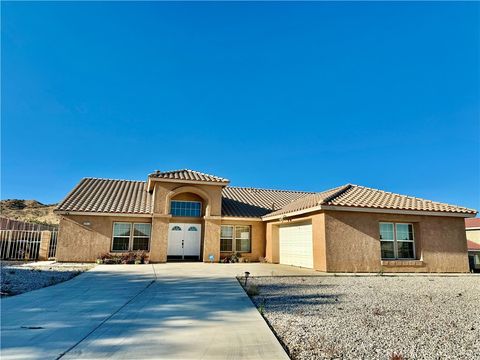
[0,230,42,260]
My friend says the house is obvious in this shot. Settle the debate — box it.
[465,218,480,272]
[54,169,477,272]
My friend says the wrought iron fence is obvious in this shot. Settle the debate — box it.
[0,230,42,260]
[49,231,58,259]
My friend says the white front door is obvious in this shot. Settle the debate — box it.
[279,222,313,269]
[167,223,201,260]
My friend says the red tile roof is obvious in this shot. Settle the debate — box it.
[467,240,480,251]
[465,218,480,228]
[264,184,477,219]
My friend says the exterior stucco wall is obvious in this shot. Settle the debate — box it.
[466,228,480,245]
[220,219,265,262]
[152,182,223,217]
[56,215,151,262]
[324,211,469,273]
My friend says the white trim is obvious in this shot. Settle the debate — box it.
[55,211,152,218]
[380,222,416,260]
[111,222,151,252]
[263,205,476,220]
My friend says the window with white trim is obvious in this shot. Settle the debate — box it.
[112,222,151,251]
[220,225,251,253]
[379,222,415,259]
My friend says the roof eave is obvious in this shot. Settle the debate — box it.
[262,205,477,221]
[55,211,153,218]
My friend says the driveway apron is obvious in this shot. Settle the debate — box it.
[1,264,289,360]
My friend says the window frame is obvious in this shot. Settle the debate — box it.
[111,222,151,252]
[220,225,251,253]
[170,200,202,217]
[379,222,415,260]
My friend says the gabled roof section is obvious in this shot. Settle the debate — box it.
[262,185,350,219]
[222,187,314,218]
[148,169,229,187]
[55,178,153,214]
[263,184,477,219]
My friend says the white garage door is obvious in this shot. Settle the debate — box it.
[279,223,313,269]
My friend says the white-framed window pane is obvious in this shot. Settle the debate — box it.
[220,239,232,252]
[113,223,132,237]
[236,238,251,252]
[132,237,149,251]
[221,225,233,238]
[381,241,395,259]
[235,226,251,252]
[396,224,414,241]
[397,241,414,259]
[379,223,394,241]
[112,237,129,251]
[132,223,150,251]
[134,223,151,237]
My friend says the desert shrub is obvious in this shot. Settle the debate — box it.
[246,284,260,296]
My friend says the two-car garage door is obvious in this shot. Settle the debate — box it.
[279,222,313,269]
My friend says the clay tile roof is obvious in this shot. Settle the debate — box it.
[465,218,480,228]
[262,185,351,218]
[149,169,229,183]
[467,240,480,251]
[55,178,153,214]
[263,184,477,219]
[221,187,314,218]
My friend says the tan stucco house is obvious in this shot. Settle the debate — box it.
[54,169,477,272]
[465,218,480,271]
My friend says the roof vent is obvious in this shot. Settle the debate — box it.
[155,170,161,175]
[272,202,276,210]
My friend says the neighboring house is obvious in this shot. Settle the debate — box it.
[54,169,477,273]
[465,218,480,272]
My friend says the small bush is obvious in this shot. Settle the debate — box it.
[390,353,405,360]
[372,307,385,316]
[246,284,260,296]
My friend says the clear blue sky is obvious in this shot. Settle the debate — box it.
[2,2,479,212]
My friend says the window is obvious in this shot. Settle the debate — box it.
[133,223,151,251]
[188,226,198,231]
[170,201,202,217]
[112,222,151,251]
[379,222,415,259]
[221,225,251,253]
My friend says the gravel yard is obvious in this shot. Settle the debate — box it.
[1,261,95,296]
[244,275,480,360]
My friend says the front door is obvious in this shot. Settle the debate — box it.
[167,223,202,260]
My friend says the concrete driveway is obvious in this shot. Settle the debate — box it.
[1,263,316,360]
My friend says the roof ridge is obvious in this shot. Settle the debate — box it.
[225,185,314,194]
[320,184,353,204]
[82,177,146,183]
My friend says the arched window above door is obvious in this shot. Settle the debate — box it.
[171,225,182,231]
[188,226,198,231]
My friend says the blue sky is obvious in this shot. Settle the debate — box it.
[2,2,479,212]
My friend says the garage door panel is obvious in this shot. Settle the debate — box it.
[279,223,313,269]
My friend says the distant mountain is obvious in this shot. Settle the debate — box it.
[0,199,59,225]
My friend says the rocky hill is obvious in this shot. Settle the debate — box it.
[0,199,59,225]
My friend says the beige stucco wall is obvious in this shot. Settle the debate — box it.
[56,215,151,262]
[220,219,265,262]
[265,211,469,273]
[323,211,469,273]
[466,228,480,245]
[152,181,223,217]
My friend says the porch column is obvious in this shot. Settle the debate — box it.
[203,216,221,262]
[150,215,170,263]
